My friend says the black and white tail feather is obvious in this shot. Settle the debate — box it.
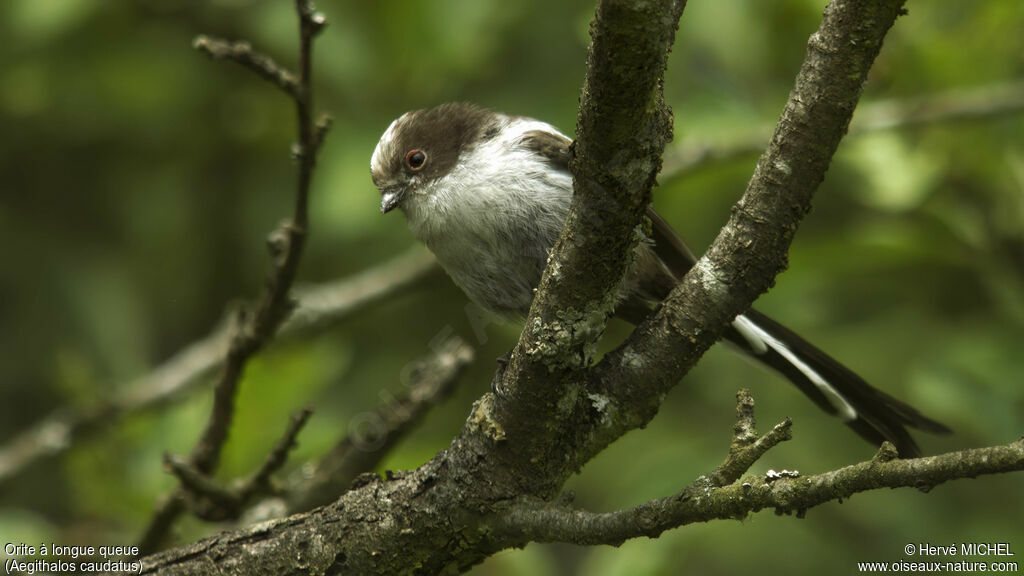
[726,310,949,457]
[641,208,950,458]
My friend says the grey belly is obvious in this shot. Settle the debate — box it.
[443,249,543,319]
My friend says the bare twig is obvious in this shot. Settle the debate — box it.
[494,417,1024,548]
[0,248,435,488]
[193,36,298,98]
[163,407,313,521]
[706,389,792,488]
[138,1,328,553]
[662,80,1024,178]
[729,388,758,450]
[245,407,314,499]
[282,336,474,514]
[163,453,241,515]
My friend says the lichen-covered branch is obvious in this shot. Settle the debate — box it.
[707,389,793,488]
[586,0,911,453]
[490,0,689,499]
[507,442,1024,547]
[492,392,1023,547]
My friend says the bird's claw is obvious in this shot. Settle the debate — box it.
[490,350,512,398]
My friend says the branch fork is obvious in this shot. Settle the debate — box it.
[493,392,1024,548]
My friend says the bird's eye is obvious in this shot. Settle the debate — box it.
[405,149,427,171]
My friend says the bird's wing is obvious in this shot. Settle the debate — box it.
[519,127,699,272]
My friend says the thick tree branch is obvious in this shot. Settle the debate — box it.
[490,0,688,498]
[585,0,911,455]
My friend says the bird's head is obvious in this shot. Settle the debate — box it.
[370,102,498,214]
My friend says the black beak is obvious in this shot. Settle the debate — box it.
[380,186,405,214]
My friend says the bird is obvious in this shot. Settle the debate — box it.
[370,102,949,457]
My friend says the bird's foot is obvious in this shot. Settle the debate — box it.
[490,349,512,398]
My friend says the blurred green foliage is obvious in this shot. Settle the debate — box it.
[1,0,1022,573]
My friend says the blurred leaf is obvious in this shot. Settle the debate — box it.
[8,0,99,45]
[847,133,941,212]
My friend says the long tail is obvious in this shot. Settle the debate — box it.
[726,309,950,457]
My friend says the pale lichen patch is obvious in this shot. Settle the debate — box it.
[621,346,646,370]
[469,396,506,441]
[586,392,619,429]
[773,158,792,176]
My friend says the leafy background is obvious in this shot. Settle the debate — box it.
[1,0,1022,573]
